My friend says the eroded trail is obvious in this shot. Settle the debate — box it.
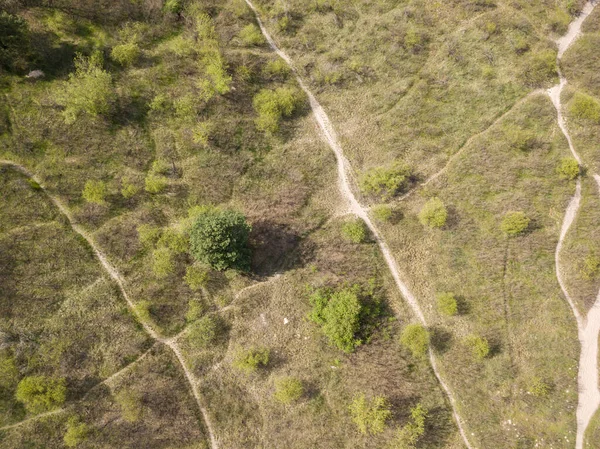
[0,160,218,449]
[547,2,600,448]
[243,1,473,447]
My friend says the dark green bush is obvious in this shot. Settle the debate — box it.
[189,209,251,271]
[0,11,29,73]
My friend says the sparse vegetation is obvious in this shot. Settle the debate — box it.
[349,393,392,435]
[115,389,143,423]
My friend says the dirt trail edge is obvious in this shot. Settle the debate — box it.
[243,1,474,447]
[0,160,219,449]
[547,2,600,448]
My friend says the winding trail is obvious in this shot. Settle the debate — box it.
[244,1,474,447]
[546,2,600,448]
[0,160,218,449]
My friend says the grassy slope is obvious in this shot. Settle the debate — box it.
[250,1,584,447]
[0,1,465,447]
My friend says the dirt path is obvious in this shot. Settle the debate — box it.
[547,2,600,448]
[243,1,473,447]
[0,160,218,449]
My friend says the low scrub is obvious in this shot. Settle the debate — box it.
[359,163,412,199]
[349,393,392,435]
[399,323,429,358]
[570,92,600,123]
[341,219,367,243]
[500,211,530,236]
[418,197,447,228]
[233,347,270,374]
[16,375,66,414]
[253,87,304,133]
[273,377,303,404]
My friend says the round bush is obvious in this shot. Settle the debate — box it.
[274,377,303,404]
[111,42,140,66]
[436,292,458,316]
[82,180,107,204]
[557,157,580,180]
[465,335,490,360]
[341,219,367,243]
[189,209,251,271]
[500,211,530,236]
[418,197,447,228]
[400,323,429,357]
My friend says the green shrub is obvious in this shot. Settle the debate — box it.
[238,24,265,46]
[184,264,210,291]
[189,209,251,271]
[372,205,393,222]
[309,287,362,353]
[341,219,367,243]
[500,211,530,236]
[121,179,139,199]
[152,247,174,278]
[418,197,447,228]
[82,180,107,204]
[144,173,168,193]
[349,394,392,435]
[507,128,537,152]
[528,376,550,397]
[582,253,600,280]
[0,351,18,389]
[436,292,458,316]
[570,92,600,123]
[163,0,183,14]
[174,94,197,120]
[149,93,170,112]
[115,389,143,422]
[391,403,428,449]
[137,224,161,248]
[134,300,152,322]
[185,299,205,322]
[64,416,89,447]
[253,87,304,133]
[157,228,188,254]
[111,42,140,66]
[55,52,115,124]
[189,315,218,347]
[465,335,490,360]
[557,157,580,180]
[263,59,290,79]
[15,376,66,414]
[233,347,270,374]
[274,377,303,404]
[0,12,30,73]
[360,163,412,199]
[400,324,429,357]
[523,49,557,87]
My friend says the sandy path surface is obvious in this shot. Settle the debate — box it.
[547,2,600,447]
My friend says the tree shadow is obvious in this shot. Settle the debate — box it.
[249,220,301,276]
[430,327,453,355]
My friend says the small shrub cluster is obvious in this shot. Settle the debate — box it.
[360,163,412,199]
[115,389,143,422]
[570,92,600,123]
[500,211,530,236]
[238,24,265,46]
[55,52,115,124]
[418,197,447,228]
[144,161,168,194]
[253,87,304,133]
[189,315,218,347]
[309,286,362,352]
[111,42,140,66]
[372,204,393,222]
[121,177,139,199]
[189,208,252,271]
[436,292,458,316]
[185,299,205,322]
[557,157,579,180]
[341,219,367,243]
[16,375,66,414]
[528,376,550,397]
[582,253,600,280]
[274,377,303,404]
[232,347,270,374]
[64,416,90,447]
[391,403,428,449]
[82,179,107,205]
[184,264,210,290]
[263,59,290,80]
[465,335,490,360]
[152,246,174,278]
[349,393,392,435]
[399,323,429,358]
